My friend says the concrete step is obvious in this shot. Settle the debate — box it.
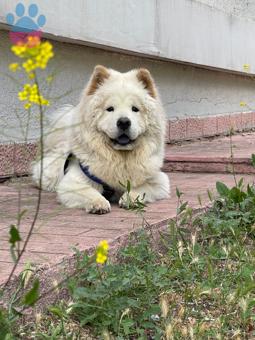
[163,132,255,174]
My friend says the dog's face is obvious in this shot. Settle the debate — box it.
[84,66,158,151]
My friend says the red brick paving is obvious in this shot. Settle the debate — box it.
[0,172,254,284]
[167,132,255,158]
[164,132,255,174]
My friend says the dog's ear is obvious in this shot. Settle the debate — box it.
[136,68,157,98]
[86,65,110,95]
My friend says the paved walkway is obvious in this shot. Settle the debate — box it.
[0,133,254,284]
[164,132,255,173]
[168,132,255,158]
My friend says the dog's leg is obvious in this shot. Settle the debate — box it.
[119,171,170,208]
[57,162,111,214]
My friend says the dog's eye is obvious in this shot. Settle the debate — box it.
[132,106,139,112]
[106,106,114,112]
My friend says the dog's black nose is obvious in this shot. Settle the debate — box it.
[117,117,131,131]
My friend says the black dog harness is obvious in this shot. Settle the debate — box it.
[64,154,115,200]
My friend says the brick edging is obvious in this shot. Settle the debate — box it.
[0,142,37,178]
[166,111,255,142]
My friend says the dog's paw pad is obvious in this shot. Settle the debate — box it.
[89,208,110,215]
[87,198,111,215]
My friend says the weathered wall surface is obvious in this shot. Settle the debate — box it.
[1,30,255,143]
[195,0,255,20]
[1,0,255,74]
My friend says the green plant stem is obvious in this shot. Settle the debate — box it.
[229,130,237,187]
[4,72,44,288]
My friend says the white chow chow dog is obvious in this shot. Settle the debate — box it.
[32,65,170,214]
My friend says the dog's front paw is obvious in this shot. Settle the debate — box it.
[119,191,142,209]
[86,196,111,214]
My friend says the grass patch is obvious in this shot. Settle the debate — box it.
[2,179,255,339]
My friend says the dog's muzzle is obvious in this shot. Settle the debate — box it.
[111,117,133,146]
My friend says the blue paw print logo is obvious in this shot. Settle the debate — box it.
[6,3,46,43]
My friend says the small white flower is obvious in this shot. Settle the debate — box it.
[151,314,160,321]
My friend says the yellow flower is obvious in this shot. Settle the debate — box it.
[9,63,19,72]
[96,253,107,264]
[11,36,52,110]
[96,240,109,264]
[18,90,28,101]
[11,38,54,73]
[240,101,246,107]
[24,103,31,110]
[11,44,26,57]
[40,97,50,106]
[23,59,36,73]
[18,83,49,107]
[24,84,31,91]
[243,64,250,72]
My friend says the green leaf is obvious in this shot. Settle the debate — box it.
[177,201,188,214]
[216,181,229,197]
[176,187,183,199]
[238,178,244,188]
[23,279,40,306]
[229,187,246,203]
[251,154,255,167]
[17,209,27,224]
[0,309,11,338]
[207,189,213,201]
[9,225,22,246]
[127,180,131,193]
[247,184,254,196]
[122,318,135,335]
[49,306,65,319]
[80,312,98,326]
[10,247,17,263]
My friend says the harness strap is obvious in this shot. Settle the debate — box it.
[64,153,115,200]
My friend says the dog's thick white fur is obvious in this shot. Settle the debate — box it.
[32,66,170,214]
